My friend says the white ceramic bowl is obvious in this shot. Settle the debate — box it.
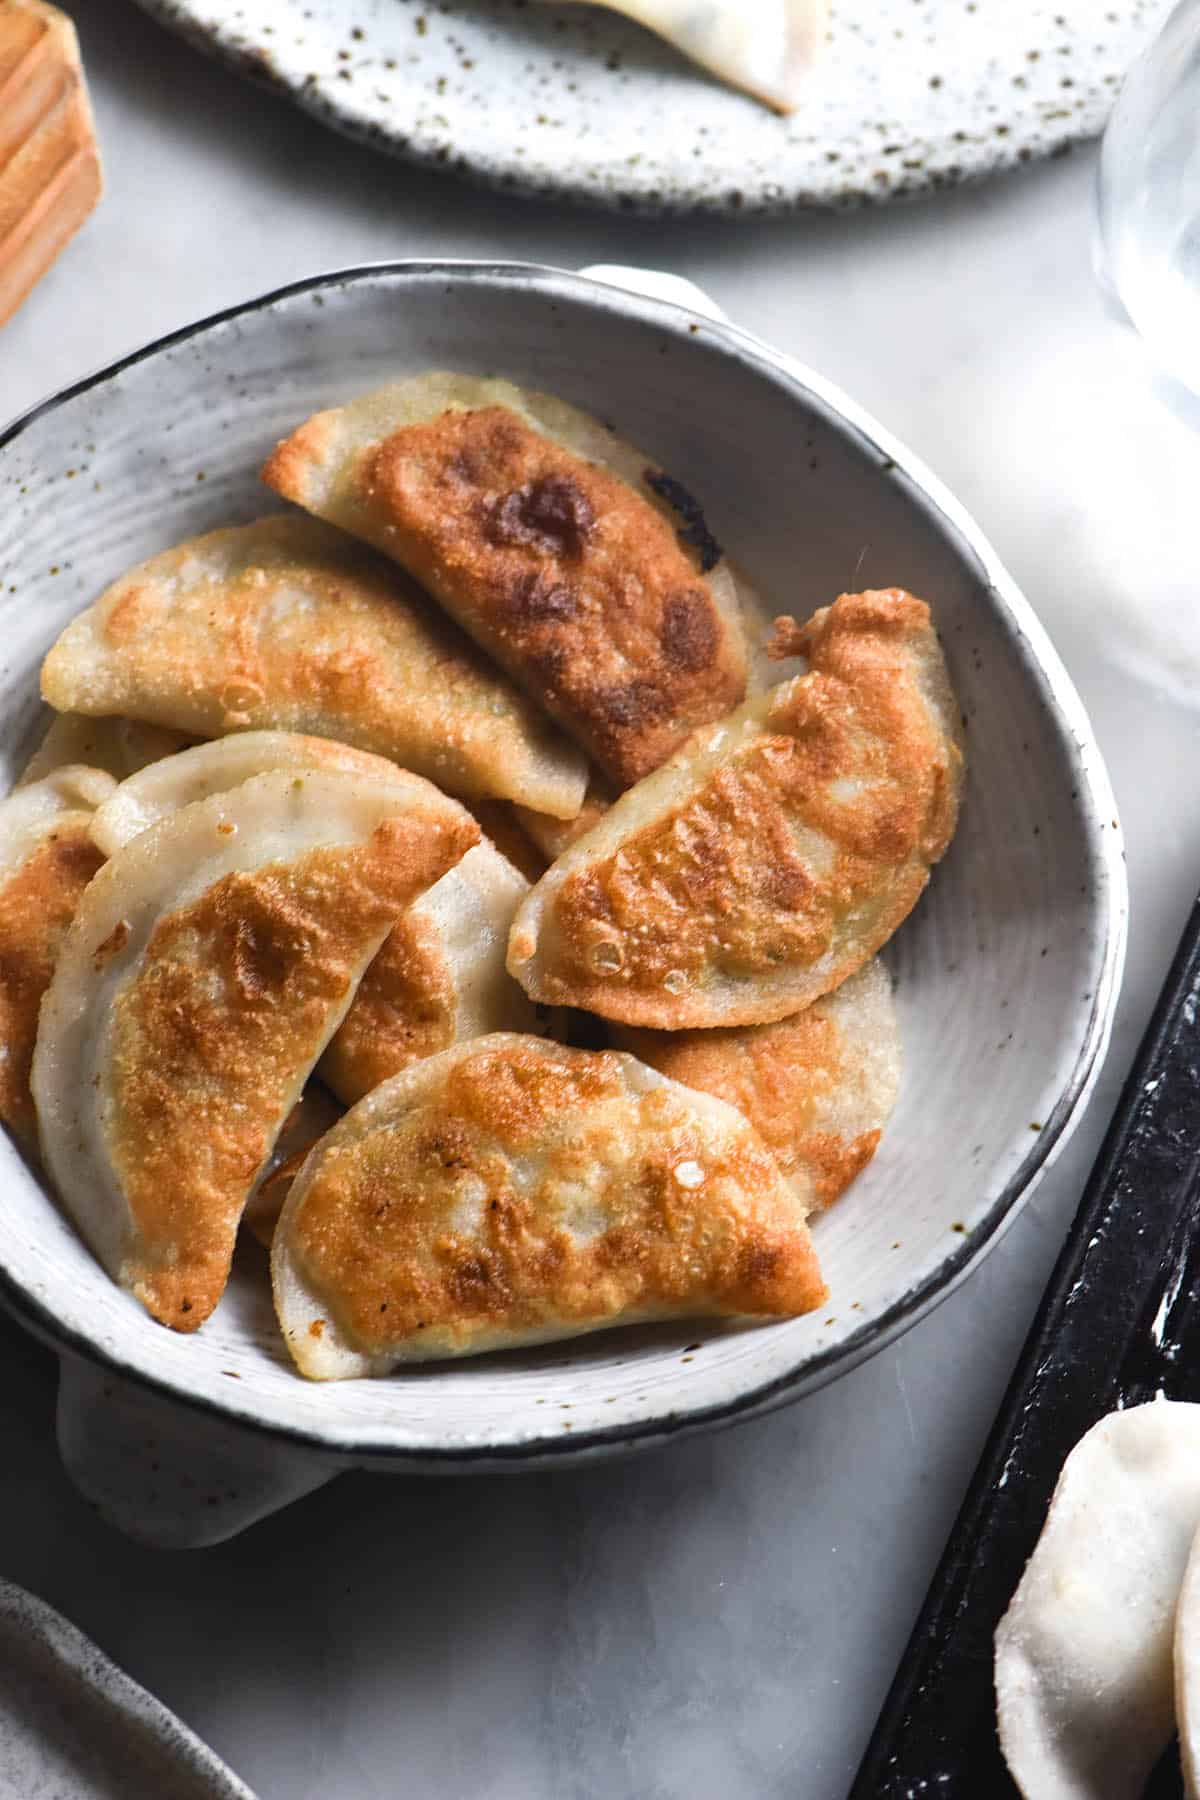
[0,263,1126,1545]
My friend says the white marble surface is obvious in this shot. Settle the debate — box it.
[2,6,1198,1796]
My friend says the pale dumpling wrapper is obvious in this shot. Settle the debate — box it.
[272,1033,826,1378]
[995,1399,1200,1800]
[320,838,540,1107]
[17,713,194,788]
[0,765,115,1145]
[514,771,615,863]
[31,767,478,1332]
[542,0,828,113]
[1176,1515,1200,1799]
[89,731,542,1110]
[508,589,964,1028]
[40,514,588,819]
[262,373,750,787]
[89,729,410,858]
[614,958,900,1215]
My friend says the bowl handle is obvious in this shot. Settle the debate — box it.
[577,264,728,322]
[56,1355,338,1548]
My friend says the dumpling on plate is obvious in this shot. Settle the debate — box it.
[17,713,194,787]
[262,373,748,787]
[613,959,900,1215]
[39,514,588,819]
[508,589,964,1028]
[1175,1516,1200,1800]
[271,1033,827,1378]
[543,0,828,113]
[31,768,478,1332]
[996,1399,1200,1800]
[89,731,543,1109]
[0,764,114,1146]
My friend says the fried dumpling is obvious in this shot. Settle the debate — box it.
[508,590,964,1028]
[514,771,614,863]
[614,960,900,1215]
[243,1083,343,1251]
[88,731,542,1109]
[31,768,478,1332]
[89,729,407,857]
[320,839,540,1107]
[543,0,828,113]
[18,713,194,787]
[0,765,114,1145]
[39,514,587,819]
[271,1034,826,1378]
[262,374,748,787]
[463,799,547,885]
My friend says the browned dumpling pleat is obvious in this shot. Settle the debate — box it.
[508,589,964,1029]
[262,373,749,787]
[31,768,478,1332]
[40,515,588,819]
[272,1034,827,1378]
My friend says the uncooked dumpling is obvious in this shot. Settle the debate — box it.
[0,765,114,1145]
[272,1033,826,1377]
[39,514,587,818]
[320,839,540,1106]
[995,1399,1200,1800]
[544,0,828,113]
[1175,1516,1200,1799]
[614,960,900,1214]
[508,589,964,1028]
[31,768,478,1331]
[17,713,193,787]
[262,373,748,786]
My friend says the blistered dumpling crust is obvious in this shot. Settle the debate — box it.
[615,959,901,1214]
[32,769,478,1331]
[509,590,963,1028]
[262,374,748,786]
[272,1034,826,1377]
[40,515,587,818]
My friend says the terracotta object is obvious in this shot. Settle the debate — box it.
[0,0,101,329]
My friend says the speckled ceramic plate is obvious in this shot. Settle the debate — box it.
[130,0,1172,213]
[0,1579,256,1798]
[0,262,1125,1546]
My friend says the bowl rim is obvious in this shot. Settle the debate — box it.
[0,259,1128,1465]
[0,1576,257,1799]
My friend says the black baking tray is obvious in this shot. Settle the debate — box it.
[850,892,1200,1798]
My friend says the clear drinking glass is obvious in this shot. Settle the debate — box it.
[1097,0,1200,399]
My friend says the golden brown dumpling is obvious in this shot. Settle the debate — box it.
[32,768,478,1332]
[88,732,541,1112]
[613,960,900,1215]
[508,590,963,1028]
[272,1034,826,1377]
[0,765,114,1145]
[319,839,541,1107]
[262,373,748,787]
[39,515,587,819]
